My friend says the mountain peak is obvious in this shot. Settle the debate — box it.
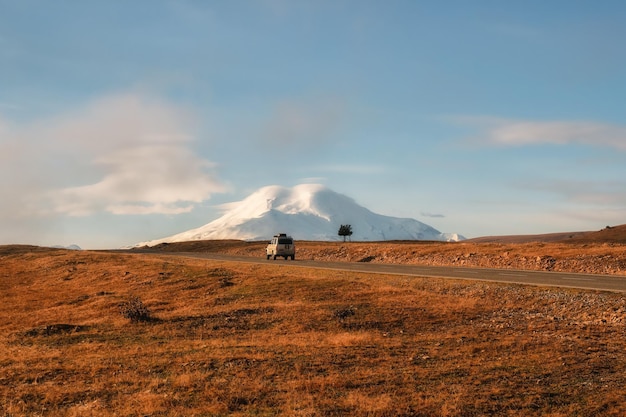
[137,184,464,246]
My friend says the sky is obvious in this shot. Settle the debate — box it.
[1,0,625,249]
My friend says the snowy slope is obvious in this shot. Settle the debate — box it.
[50,244,82,250]
[137,184,464,246]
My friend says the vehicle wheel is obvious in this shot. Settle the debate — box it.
[291,255,295,260]
[273,255,277,260]
[266,254,270,260]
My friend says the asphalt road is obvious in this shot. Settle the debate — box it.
[147,251,626,293]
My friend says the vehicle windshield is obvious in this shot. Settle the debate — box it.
[278,238,293,244]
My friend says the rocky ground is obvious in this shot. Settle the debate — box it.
[297,242,626,276]
[143,239,626,276]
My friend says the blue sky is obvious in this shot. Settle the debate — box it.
[1,0,625,248]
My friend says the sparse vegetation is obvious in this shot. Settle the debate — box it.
[2,244,626,416]
[119,296,153,322]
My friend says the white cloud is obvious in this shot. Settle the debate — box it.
[420,211,445,218]
[40,93,196,152]
[50,144,222,216]
[260,96,345,146]
[520,179,626,206]
[459,116,626,150]
[1,93,225,218]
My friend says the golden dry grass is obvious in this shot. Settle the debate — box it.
[144,238,626,275]
[2,245,626,416]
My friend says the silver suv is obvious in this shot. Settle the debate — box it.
[266,233,295,260]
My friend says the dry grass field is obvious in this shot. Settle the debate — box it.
[2,237,626,416]
[143,226,626,276]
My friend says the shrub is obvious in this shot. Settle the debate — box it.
[119,296,152,322]
[333,306,356,321]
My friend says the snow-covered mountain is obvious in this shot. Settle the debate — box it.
[50,244,82,250]
[137,184,464,246]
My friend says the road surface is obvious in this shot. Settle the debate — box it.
[138,251,626,293]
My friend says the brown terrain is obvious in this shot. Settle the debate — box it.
[1,225,626,416]
[143,224,626,276]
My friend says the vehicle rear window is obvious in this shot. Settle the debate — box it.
[278,238,293,244]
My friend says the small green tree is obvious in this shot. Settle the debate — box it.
[338,224,353,242]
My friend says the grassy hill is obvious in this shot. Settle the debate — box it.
[464,224,626,244]
[2,245,626,416]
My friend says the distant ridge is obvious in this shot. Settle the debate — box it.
[569,224,626,243]
[137,184,464,246]
[466,224,626,244]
